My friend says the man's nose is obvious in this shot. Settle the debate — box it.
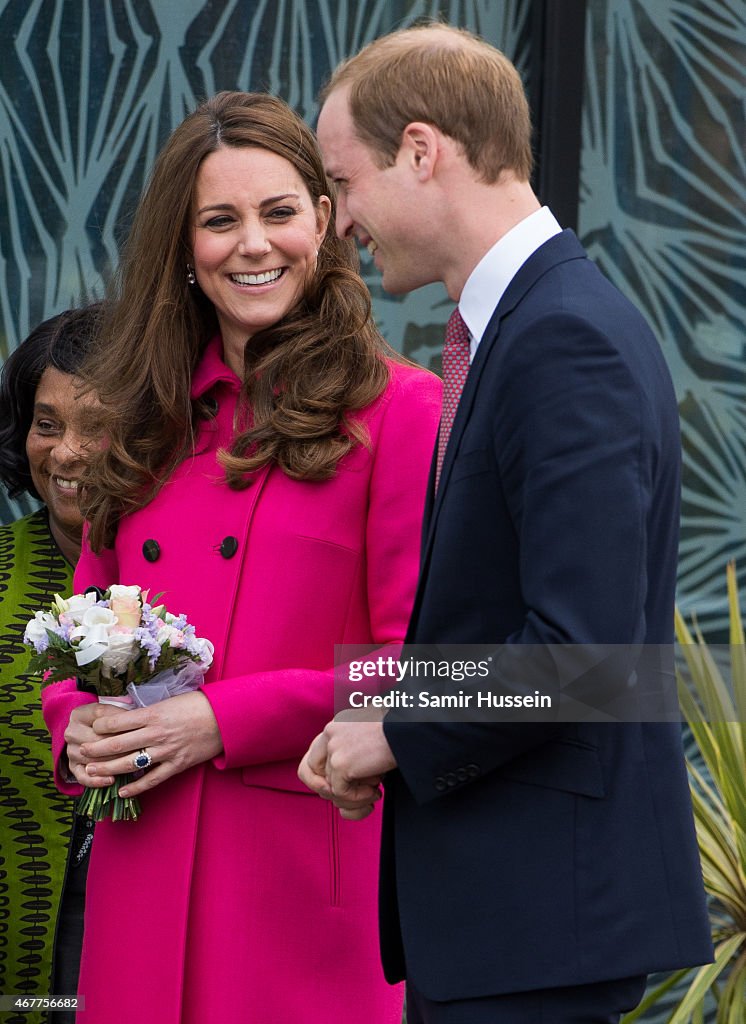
[334,195,354,240]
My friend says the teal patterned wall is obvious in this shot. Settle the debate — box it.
[0,2,742,1020]
[578,0,746,634]
[579,5,744,1017]
[0,0,530,524]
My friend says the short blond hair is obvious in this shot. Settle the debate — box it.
[322,24,533,183]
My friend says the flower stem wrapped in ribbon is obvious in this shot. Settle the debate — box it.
[24,585,213,821]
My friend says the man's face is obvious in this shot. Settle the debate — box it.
[317,88,432,294]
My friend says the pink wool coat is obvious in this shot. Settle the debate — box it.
[43,339,441,1024]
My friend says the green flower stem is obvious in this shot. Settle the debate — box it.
[76,775,142,821]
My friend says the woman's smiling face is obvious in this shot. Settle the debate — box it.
[191,145,331,374]
[25,367,95,561]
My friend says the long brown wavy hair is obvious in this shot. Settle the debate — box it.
[83,91,397,552]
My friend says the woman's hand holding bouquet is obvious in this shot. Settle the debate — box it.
[25,584,217,820]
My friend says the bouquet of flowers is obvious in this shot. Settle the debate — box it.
[24,584,214,821]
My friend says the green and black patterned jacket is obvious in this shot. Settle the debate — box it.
[0,509,75,1024]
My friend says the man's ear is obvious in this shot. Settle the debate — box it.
[399,122,440,181]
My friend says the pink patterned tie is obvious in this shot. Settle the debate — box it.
[435,307,471,491]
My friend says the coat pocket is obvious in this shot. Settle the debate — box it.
[240,767,343,907]
[499,738,605,798]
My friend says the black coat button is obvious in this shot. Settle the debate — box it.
[466,763,480,778]
[219,536,239,559]
[434,776,447,792]
[456,767,468,782]
[444,772,457,787]
[142,539,160,562]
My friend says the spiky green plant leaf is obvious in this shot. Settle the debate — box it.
[629,570,746,1023]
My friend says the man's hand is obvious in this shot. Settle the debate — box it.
[299,712,397,820]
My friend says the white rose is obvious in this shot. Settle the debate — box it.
[80,606,118,630]
[101,632,138,675]
[63,592,98,624]
[108,585,141,601]
[23,611,58,646]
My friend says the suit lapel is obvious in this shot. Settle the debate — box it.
[408,231,587,637]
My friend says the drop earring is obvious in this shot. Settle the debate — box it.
[187,264,196,286]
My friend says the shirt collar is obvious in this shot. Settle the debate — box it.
[190,335,241,399]
[459,206,562,348]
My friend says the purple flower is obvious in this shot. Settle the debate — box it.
[134,626,162,669]
[53,622,73,643]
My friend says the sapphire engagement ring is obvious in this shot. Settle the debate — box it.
[133,749,153,771]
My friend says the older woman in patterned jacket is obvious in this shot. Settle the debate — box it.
[0,306,100,1024]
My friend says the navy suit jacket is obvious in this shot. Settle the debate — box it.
[381,230,713,999]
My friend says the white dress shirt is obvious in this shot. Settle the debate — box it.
[459,206,562,361]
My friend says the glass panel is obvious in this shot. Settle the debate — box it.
[578,0,746,634]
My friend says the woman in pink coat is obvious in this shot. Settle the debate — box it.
[42,91,440,1024]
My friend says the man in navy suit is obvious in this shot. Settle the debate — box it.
[300,24,713,1024]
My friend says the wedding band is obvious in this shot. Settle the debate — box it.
[133,749,152,770]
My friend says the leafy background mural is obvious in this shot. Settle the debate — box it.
[579,0,746,635]
[0,1,743,1021]
[579,4,744,1019]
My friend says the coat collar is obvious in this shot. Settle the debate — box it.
[191,335,241,399]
